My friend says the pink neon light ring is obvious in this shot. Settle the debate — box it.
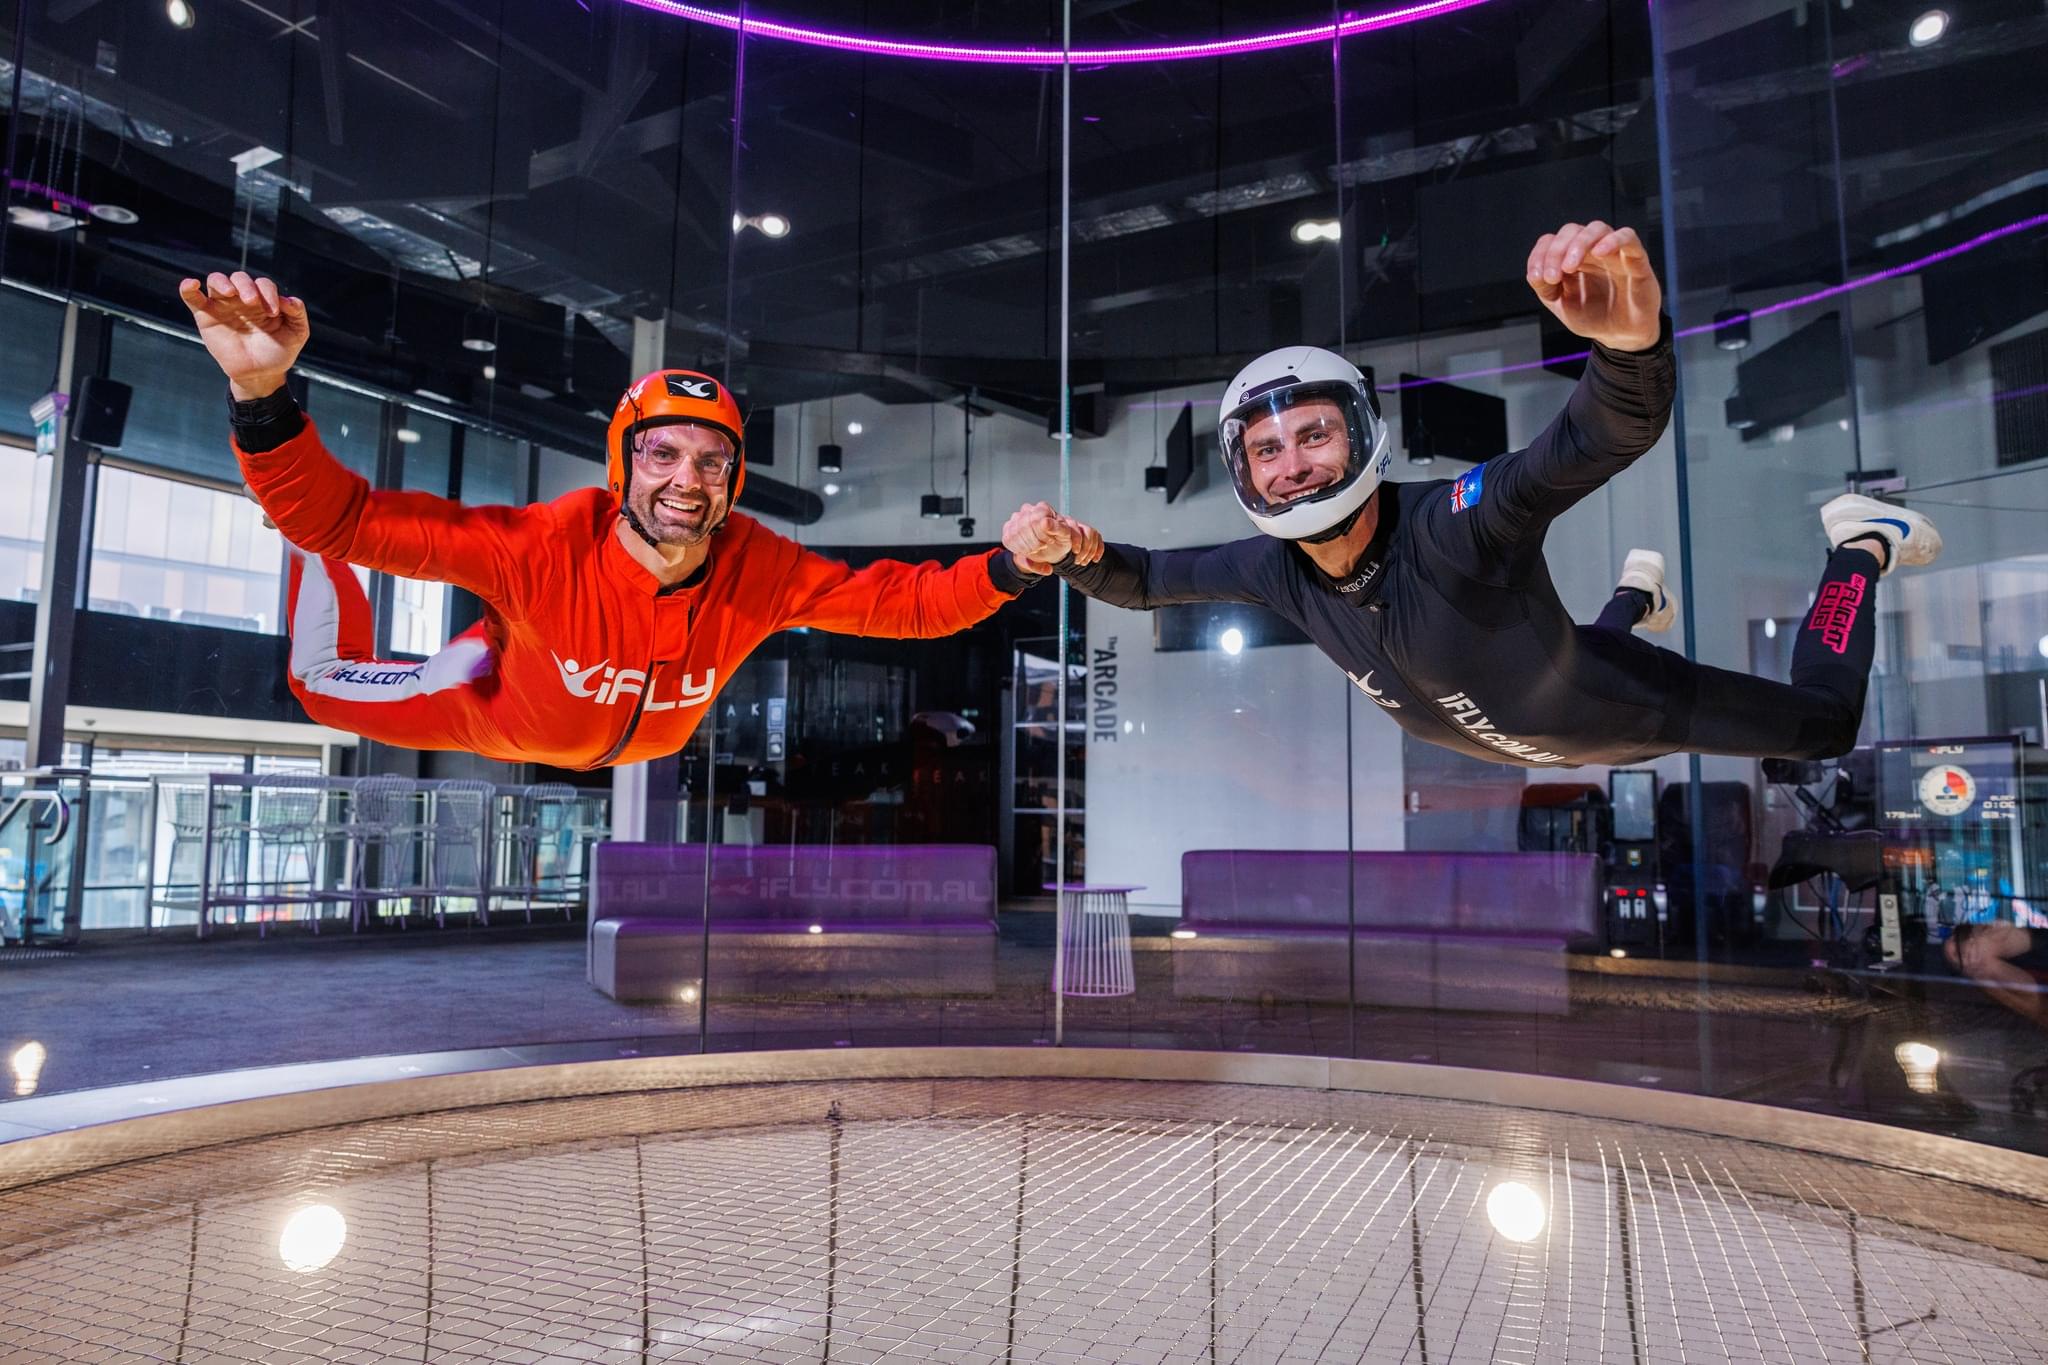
[618,0,1498,64]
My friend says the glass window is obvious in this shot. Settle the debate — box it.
[87,466,284,632]
[107,322,247,486]
[0,441,52,604]
[536,446,597,503]
[305,382,385,482]
[0,290,66,443]
[462,430,528,507]
[387,414,453,655]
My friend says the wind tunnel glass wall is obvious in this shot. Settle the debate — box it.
[1651,0,2048,1150]
[1,0,2045,1166]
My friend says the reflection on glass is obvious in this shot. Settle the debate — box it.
[1485,1181,1546,1245]
[10,1040,47,1096]
[1895,1041,1943,1095]
[278,1204,347,1273]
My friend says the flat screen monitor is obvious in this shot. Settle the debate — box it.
[1610,769,1657,842]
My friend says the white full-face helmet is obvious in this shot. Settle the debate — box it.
[1218,346,1391,541]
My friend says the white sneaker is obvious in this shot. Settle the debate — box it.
[1821,493,1941,577]
[1617,548,1676,633]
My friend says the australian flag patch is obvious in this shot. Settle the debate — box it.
[1449,464,1486,513]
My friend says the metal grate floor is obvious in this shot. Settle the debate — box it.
[1,1079,2043,1362]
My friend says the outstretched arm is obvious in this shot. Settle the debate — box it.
[1463,223,1674,556]
[775,538,1040,637]
[188,271,547,614]
[1003,502,1264,609]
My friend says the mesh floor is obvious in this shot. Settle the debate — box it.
[1,1078,2043,1363]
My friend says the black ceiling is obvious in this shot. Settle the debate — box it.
[2,0,2041,449]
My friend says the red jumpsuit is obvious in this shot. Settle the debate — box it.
[239,418,1026,768]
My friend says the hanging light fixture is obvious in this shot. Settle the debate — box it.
[1713,306,1751,351]
[461,305,498,353]
[819,393,843,473]
[920,398,945,518]
[1144,390,1168,491]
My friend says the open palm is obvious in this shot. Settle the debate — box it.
[177,270,311,398]
[1525,222,1661,353]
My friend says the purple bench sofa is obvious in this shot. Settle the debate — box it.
[1175,849,1602,1014]
[588,842,998,1002]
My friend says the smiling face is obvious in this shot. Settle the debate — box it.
[625,423,737,546]
[1241,397,1353,507]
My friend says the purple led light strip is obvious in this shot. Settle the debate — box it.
[1390,212,2048,390]
[617,0,1496,65]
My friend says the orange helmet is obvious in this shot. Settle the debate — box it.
[605,369,747,506]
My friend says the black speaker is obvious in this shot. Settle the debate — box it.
[72,376,132,450]
[742,406,775,466]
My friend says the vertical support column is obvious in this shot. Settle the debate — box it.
[612,312,680,844]
[358,400,413,778]
[25,304,107,770]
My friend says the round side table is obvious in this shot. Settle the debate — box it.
[1051,883,1142,997]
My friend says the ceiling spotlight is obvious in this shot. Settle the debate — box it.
[846,421,863,436]
[1712,307,1751,351]
[1219,627,1245,656]
[461,305,498,353]
[88,203,138,225]
[734,212,792,238]
[166,0,196,29]
[823,482,841,496]
[1908,10,1949,46]
[1291,218,1341,245]
[920,493,944,519]
[1764,617,1778,640]
[817,442,843,473]
[481,364,497,380]
[394,427,422,445]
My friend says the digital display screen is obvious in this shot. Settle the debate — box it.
[1610,769,1656,842]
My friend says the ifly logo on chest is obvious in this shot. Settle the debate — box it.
[553,653,716,711]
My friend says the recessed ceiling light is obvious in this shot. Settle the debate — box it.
[394,427,422,444]
[481,364,497,380]
[1908,10,1949,46]
[88,203,138,225]
[822,482,841,496]
[1219,627,1245,655]
[166,0,196,30]
[846,421,863,435]
[1291,218,1340,244]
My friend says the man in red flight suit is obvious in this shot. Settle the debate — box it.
[179,271,1049,768]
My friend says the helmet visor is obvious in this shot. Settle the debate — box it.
[1220,382,1377,518]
